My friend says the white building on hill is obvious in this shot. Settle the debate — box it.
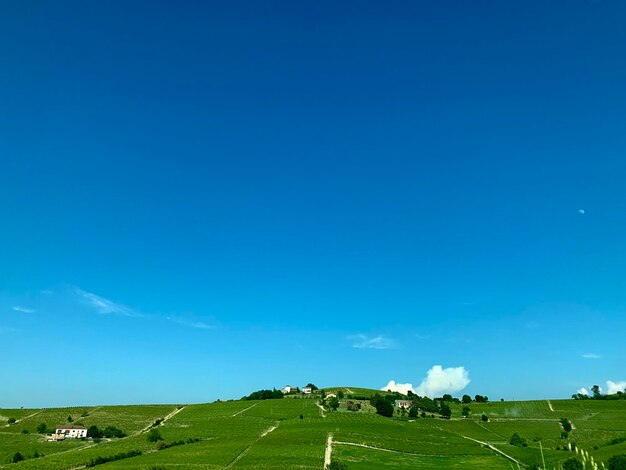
[55,425,87,438]
[395,400,412,409]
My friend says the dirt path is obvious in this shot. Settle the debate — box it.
[224,423,278,469]
[140,406,185,433]
[316,403,326,418]
[324,433,333,468]
[547,400,554,412]
[232,403,258,417]
[3,410,41,427]
[462,436,524,467]
[333,441,432,456]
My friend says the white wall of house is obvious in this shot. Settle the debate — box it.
[55,427,87,438]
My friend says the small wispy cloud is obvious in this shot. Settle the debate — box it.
[73,287,142,317]
[66,285,214,330]
[582,353,601,359]
[166,316,214,330]
[12,306,35,314]
[349,334,395,350]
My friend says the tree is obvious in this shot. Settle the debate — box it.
[147,428,162,443]
[7,417,16,425]
[441,394,453,402]
[370,394,394,417]
[306,383,319,391]
[102,426,126,438]
[462,394,472,404]
[592,385,602,399]
[244,389,284,400]
[440,403,452,419]
[462,406,471,418]
[327,397,340,411]
[337,391,344,399]
[67,415,73,422]
[608,454,626,470]
[11,452,24,463]
[510,433,527,447]
[562,458,583,470]
[408,406,418,418]
[560,418,572,432]
[87,425,103,438]
[481,414,489,422]
[37,423,48,434]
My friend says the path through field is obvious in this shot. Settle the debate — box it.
[3,410,41,427]
[324,433,333,468]
[333,441,432,456]
[232,403,258,417]
[224,423,279,469]
[140,405,185,433]
[316,403,326,418]
[547,400,554,412]
[462,435,523,467]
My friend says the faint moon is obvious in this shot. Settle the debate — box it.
[578,209,585,215]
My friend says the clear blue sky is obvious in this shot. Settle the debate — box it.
[1,0,625,407]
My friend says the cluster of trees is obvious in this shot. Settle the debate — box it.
[87,425,126,438]
[509,432,528,447]
[243,389,284,401]
[405,391,489,405]
[573,385,626,401]
[561,456,626,470]
[86,450,142,467]
[369,394,395,417]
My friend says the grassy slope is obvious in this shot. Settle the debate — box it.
[0,395,623,469]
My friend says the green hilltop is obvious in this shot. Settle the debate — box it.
[1,387,626,469]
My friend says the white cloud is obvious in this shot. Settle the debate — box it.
[12,306,35,314]
[578,209,585,215]
[606,380,626,395]
[577,387,589,396]
[414,365,470,398]
[582,353,601,359]
[381,380,414,395]
[382,365,470,398]
[166,316,213,330]
[349,334,395,350]
[73,287,142,317]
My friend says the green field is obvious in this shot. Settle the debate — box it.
[1,391,625,469]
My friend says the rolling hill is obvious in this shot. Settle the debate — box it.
[1,388,625,469]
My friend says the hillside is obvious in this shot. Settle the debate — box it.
[1,389,626,469]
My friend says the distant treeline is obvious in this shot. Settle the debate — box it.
[243,389,284,400]
[572,386,626,401]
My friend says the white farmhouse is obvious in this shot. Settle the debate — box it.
[282,385,294,394]
[395,400,413,409]
[55,425,87,438]
[302,386,313,394]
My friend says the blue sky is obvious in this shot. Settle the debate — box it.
[1,0,626,407]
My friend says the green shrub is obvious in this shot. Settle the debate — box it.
[147,428,162,443]
[562,458,583,470]
[326,461,348,470]
[510,433,527,447]
[608,454,626,470]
